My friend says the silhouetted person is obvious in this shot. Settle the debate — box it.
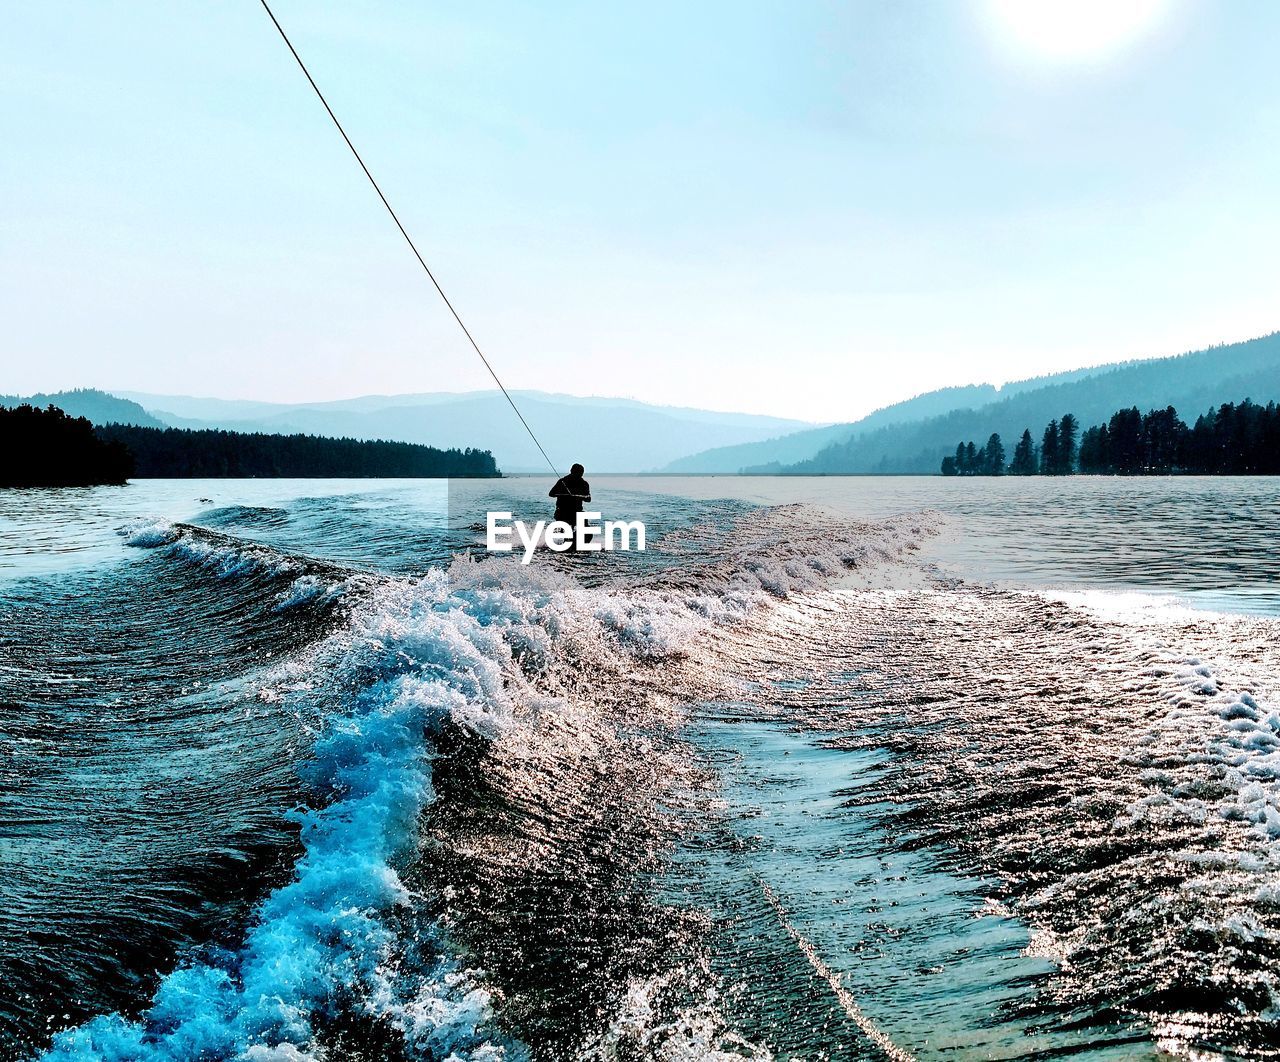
[549,463,590,527]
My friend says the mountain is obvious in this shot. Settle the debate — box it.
[112,390,817,473]
[774,331,1280,474]
[0,389,163,428]
[659,383,1003,473]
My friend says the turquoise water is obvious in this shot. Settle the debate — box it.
[670,718,1102,1059]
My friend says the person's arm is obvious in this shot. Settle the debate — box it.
[581,480,591,502]
[549,477,566,498]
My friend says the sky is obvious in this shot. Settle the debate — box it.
[3,0,1280,423]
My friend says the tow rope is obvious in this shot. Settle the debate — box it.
[258,0,560,476]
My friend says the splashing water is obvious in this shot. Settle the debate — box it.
[4,477,1280,1061]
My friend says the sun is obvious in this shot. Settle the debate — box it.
[985,0,1172,64]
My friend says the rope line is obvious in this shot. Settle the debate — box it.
[257,0,559,476]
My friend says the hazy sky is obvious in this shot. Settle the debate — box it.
[3,1,1279,422]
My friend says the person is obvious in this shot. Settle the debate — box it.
[549,463,590,527]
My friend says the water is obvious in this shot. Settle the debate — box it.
[2,476,1278,1061]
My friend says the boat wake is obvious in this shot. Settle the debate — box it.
[27,507,926,1061]
[11,499,1280,1061]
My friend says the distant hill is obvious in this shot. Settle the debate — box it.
[0,389,163,428]
[659,383,1003,473]
[774,331,1280,474]
[112,390,818,473]
[659,334,1280,474]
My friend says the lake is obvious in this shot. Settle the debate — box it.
[3,476,1277,1060]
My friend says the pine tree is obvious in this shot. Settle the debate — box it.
[984,433,1005,475]
[1108,407,1143,473]
[1058,414,1078,474]
[1142,406,1184,473]
[1041,420,1059,475]
[1078,425,1108,473]
[1009,429,1036,475]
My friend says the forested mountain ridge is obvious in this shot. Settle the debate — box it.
[659,383,1002,473]
[943,398,1280,477]
[769,331,1280,474]
[0,389,162,428]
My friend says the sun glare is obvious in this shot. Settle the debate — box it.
[985,0,1171,64]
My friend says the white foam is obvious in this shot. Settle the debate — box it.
[582,967,772,1061]
[41,569,541,1060]
[273,575,346,611]
[1122,662,1280,848]
[118,518,178,548]
[121,520,303,581]
[1036,587,1226,625]
[167,535,302,581]
[47,513,927,1059]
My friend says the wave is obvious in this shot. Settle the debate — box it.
[40,567,537,1061]
[119,520,366,612]
[1124,655,1280,848]
[120,518,181,549]
[25,494,1280,1059]
[197,505,294,531]
[273,575,348,612]
[40,507,930,1059]
[124,521,304,580]
[695,563,1280,1057]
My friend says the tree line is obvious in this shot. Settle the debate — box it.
[941,399,1280,476]
[99,424,499,478]
[1,404,500,486]
[0,404,134,486]
[776,332,1280,475]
